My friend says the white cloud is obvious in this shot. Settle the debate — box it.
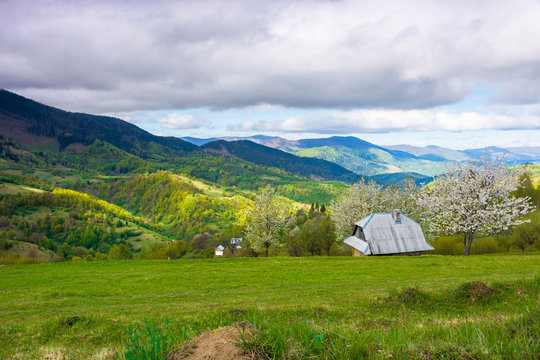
[2,0,540,113]
[157,113,208,129]
[231,108,540,134]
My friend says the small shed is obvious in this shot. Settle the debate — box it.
[344,210,433,256]
[214,245,225,256]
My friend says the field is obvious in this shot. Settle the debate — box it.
[1,254,539,359]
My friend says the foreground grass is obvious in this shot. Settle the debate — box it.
[0,254,538,359]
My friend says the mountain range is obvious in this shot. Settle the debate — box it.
[183,135,540,177]
[1,89,539,186]
[0,90,359,183]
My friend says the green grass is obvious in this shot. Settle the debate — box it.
[0,254,538,359]
[0,182,44,195]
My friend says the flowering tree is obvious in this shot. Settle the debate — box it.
[244,185,291,257]
[329,178,421,243]
[417,156,534,255]
[329,179,382,242]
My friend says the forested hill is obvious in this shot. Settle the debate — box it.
[0,89,197,158]
[201,140,361,183]
[0,90,361,183]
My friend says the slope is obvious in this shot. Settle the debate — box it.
[0,89,197,158]
[284,136,446,176]
[384,144,471,162]
[0,179,169,260]
[201,140,361,183]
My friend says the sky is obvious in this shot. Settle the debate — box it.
[1,0,540,149]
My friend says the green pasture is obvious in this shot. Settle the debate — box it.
[0,254,539,359]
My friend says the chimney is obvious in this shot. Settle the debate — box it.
[393,209,401,222]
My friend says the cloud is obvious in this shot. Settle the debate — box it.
[157,113,209,129]
[1,0,540,114]
[230,108,540,134]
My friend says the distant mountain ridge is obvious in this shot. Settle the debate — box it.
[201,140,361,183]
[3,89,538,185]
[0,89,198,158]
[185,135,540,177]
[0,90,361,183]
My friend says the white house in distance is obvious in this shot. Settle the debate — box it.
[344,209,434,256]
[214,245,225,256]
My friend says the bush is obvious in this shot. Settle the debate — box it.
[0,251,44,265]
[471,237,499,254]
[0,238,13,250]
[430,236,462,255]
[108,244,133,260]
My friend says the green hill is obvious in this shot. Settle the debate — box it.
[201,140,360,182]
[0,181,169,261]
[0,89,197,158]
[291,142,447,176]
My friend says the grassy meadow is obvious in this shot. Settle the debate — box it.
[1,254,539,359]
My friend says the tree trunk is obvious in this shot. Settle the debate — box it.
[464,231,474,255]
[530,244,533,252]
[265,244,269,257]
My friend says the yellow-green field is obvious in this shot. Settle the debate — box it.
[0,254,538,359]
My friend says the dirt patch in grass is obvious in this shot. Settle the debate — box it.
[379,286,431,306]
[456,281,492,302]
[168,323,259,360]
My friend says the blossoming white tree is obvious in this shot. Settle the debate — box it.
[329,178,421,244]
[417,156,534,255]
[329,179,382,242]
[244,185,291,257]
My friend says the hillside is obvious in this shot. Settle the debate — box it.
[368,171,433,186]
[0,179,169,261]
[287,137,445,176]
[384,144,471,162]
[0,90,363,185]
[96,171,250,239]
[464,146,540,163]
[192,135,449,176]
[201,139,361,182]
[0,89,197,158]
[188,135,540,177]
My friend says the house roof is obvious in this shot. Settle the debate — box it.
[216,245,225,251]
[349,213,433,255]
[344,236,371,255]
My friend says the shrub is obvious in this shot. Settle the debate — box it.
[430,236,462,255]
[471,237,499,254]
[0,238,13,250]
[108,244,133,260]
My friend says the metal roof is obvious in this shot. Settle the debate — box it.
[344,236,371,255]
[349,213,433,255]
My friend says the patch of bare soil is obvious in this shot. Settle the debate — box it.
[168,323,259,360]
[458,281,492,302]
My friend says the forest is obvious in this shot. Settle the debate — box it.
[0,93,539,264]
[1,145,539,265]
